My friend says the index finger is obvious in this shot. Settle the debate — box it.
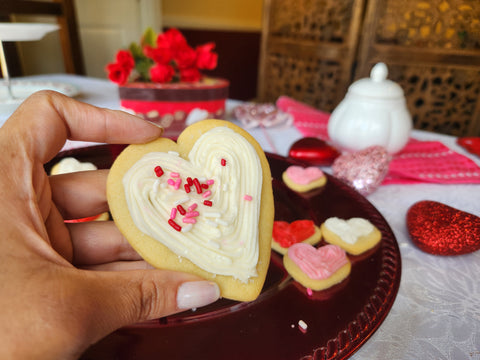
[3,90,163,164]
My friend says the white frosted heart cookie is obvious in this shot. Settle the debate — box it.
[282,165,327,193]
[320,217,381,255]
[107,119,274,301]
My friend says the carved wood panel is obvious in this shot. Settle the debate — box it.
[258,0,365,112]
[259,0,480,136]
[356,0,480,136]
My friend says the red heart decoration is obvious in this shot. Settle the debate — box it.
[273,220,315,248]
[457,137,480,157]
[407,200,480,255]
[288,137,340,166]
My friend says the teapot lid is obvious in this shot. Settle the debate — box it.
[348,63,404,99]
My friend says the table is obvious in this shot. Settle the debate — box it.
[1,74,479,359]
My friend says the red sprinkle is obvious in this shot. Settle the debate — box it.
[184,184,191,193]
[221,158,227,166]
[177,205,186,215]
[168,219,181,232]
[201,183,209,189]
[187,177,194,186]
[203,200,213,207]
[193,178,202,194]
[154,166,164,177]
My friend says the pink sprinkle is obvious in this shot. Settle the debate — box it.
[170,208,177,220]
[167,179,175,186]
[188,203,198,212]
[207,179,215,185]
[174,178,182,190]
[184,211,199,218]
[306,288,313,297]
[182,217,197,224]
[170,172,180,178]
[168,219,181,232]
[202,190,212,198]
[204,200,212,207]
[221,158,226,166]
[244,194,253,201]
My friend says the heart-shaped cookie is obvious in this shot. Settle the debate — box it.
[271,220,322,254]
[321,217,382,255]
[107,120,274,301]
[407,200,480,256]
[283,243,351,290]
[282,165,327,192]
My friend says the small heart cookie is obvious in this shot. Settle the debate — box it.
[282,165,327,192]
[271,220,322,254]
[283,243,351,291]
[407,200,480,255]
[107,120,274,301]
[321,217,381,255]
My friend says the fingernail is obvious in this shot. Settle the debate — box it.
[177,281,220,310]
[145,119,164,131]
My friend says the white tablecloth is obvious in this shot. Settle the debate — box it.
[1,74,479,359]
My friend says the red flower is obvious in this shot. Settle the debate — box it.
[162,28,188,52]
[180,67,201,82]
[106,28,218,84]
[196,42,218,70]
[106,62,130,85]
[115,50,135,70]
[150,63,175,83]
[144,44,172,64]
[174,45,197,69]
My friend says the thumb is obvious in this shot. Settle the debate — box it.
[81,269,220,341]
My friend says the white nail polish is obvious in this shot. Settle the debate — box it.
[177,281,220,310]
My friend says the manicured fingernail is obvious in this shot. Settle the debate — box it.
[177,281,220,309]
[145,119,164,131]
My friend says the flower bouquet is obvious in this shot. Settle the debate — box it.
[106,28,229,137]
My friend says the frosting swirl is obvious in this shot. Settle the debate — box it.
[122,127,263,282]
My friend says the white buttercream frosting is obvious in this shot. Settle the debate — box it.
[122,127,263,282]
[324,217,374,244]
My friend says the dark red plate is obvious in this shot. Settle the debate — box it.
[49,145,401,360]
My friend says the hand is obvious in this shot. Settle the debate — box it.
[0,91,220,359]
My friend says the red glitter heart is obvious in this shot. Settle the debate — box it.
[407,200,480,256]
[288,137,340,166]
[457,137,480,157]
[272,220,315,248]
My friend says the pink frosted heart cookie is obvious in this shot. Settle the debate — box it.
[282,165,327,193]
[283,243,351,290]
[321,217,382,255]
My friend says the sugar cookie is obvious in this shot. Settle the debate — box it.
[283,243,351,291]
[282,165,327,192]
[321,217,381,255]
[271,220,322,255]
[107,119,274,301]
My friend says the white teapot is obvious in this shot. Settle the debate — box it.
[328,63,412,154]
